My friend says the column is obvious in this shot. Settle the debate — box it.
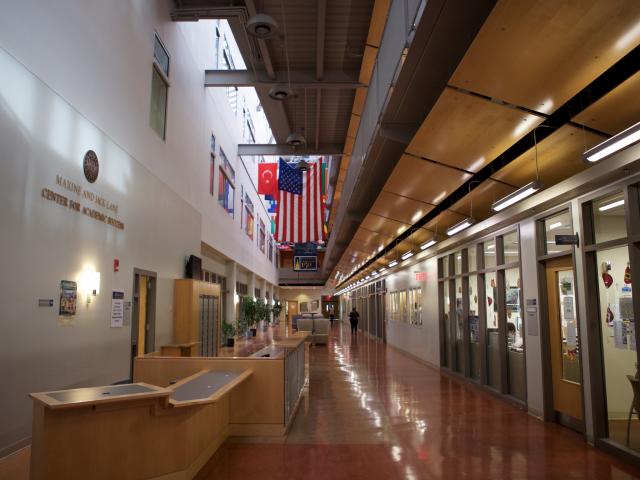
[226,260,237,327]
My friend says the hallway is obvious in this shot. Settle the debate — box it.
[196,323,640,480]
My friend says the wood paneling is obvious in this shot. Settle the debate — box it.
[449,179,517,221]
[173,280,221,351]
[423,210,468,236]
[491,125,606,188]
[360,213,411,239]
[407,89,544,172]
[344,136,355,156]
[359,45,377,85]
[347,114,361,139]
[450,0,640,113]
[572,70,640,135]
[366,0,390,47]
[384,154,472,205]
[371,191,434,225]
[352,87,368,115]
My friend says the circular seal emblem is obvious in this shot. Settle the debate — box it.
[83,150,99,183]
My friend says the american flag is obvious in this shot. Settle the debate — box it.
[275,158,325,243]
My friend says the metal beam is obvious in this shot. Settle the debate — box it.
[204,69,362,89]
[237,144,344,156]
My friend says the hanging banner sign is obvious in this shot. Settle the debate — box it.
[293,255,318,271]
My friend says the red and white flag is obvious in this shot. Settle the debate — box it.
[275,160,325,243]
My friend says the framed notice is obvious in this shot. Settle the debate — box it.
[111,290,125,328]
[293,255,318,271]
[59,280,77,317]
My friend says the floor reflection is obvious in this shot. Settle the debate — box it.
[196,321,640,479]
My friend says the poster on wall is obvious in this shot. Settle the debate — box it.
[310,300,319,311]
[300,302,309,313]
[59,280,77,317]
[111,290,125,328]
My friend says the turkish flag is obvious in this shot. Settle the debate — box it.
[258,163,278,197]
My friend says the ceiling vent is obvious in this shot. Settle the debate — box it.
[246,14,279,39]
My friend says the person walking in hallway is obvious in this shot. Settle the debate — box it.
[349,307,359,336]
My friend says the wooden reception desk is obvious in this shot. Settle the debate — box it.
[29,331,308,480]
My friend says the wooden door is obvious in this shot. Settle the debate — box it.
[137,275,148,357]
[545,256,583,421]
[287,301,298,325]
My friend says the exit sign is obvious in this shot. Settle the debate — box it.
[415,272,427,282]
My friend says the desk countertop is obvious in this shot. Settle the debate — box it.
[168,369,252,407]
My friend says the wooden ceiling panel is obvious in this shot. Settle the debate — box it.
[449,179,517,221]
[406,89,544,172]
[360,213,411,239]
[367,0,391,47]
[572,70,640,135]
[353,87,368,115]
[491,125,606,187]
[359,45,377,85]
[370,191,435,225]
[384,154,472,205]
[450,0,640,114]
[344,136,355,155]
[423,210,468,236]
[347,114,361,139]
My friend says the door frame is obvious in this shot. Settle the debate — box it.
[130,268,157,380]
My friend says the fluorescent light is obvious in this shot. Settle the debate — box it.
[420,239,437,250]
[379,268,387,273]
[583,121,640,162]
[549,221,562,230]
[388,260,398,268]
[599,199,625,212]
[401,250,414,261]
[365,276,370,280]
[447,218,475,236]
[491,180,542,212]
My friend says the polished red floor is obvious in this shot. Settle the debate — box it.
[196,323,640,479]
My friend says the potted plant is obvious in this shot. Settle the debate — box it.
[222,321,235,348]
[241,296,258,337]
[272,301,282,325]
[255,298,269,332]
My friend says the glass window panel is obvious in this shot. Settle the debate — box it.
[149,67,167,139]
[484,240,496,268]
[597,246,637,450]
[468,246,477,273]
[153,35,170,76]
[544,210,572,255]
[455,277,463,373]
[485,271,499,389]
[594,191,627,244]
[505,267,525,400]
[399,290,407,323]
[455,251,463,275]
[468,274,480,380]
[556,269,580,383]
[503,231,520,264]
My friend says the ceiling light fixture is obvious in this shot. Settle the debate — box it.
[491,180,543,212]
[388,260,398,268]
[447,218,475,236]
[401,250,414,261]
[549,221,563,230]
[583,121,640,163]
[599,199,625,212]
[268,85,294,100]
[286,132,306,147]
[246,14,279,39]
[420,239,437,251]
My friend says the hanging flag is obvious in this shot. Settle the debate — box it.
[258,162,278,197]
[275,159,325,243]
[268,200,277,214]
[264,194,274,201]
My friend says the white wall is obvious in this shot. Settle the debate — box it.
[0,46,201,453]
[0,0,279,455]
[384,257,440,366]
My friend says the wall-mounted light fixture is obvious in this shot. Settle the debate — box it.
[80,268,100,304]
[583,121,640,163]
[491,180,542,212]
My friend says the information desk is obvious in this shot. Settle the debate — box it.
[30,331,309,480]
